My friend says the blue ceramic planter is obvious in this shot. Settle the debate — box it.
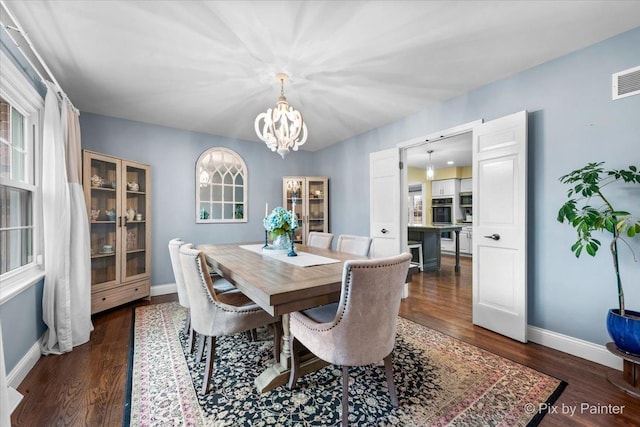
[606,309,640,357]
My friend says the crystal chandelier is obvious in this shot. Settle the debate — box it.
[426,150,435,180]
[254,73,308,159]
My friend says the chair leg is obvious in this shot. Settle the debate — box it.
[188,326,196,353]
[287,334,300,389]
[383,354,398,407]
[201,336,216,395]
[244,329,259,341]
[183,308,191,336]
[342,366,350,427]
[196,334,205,363]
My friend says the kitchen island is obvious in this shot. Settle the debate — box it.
[408,225,463,274]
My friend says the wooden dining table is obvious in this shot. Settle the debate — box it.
[198,242,368,393]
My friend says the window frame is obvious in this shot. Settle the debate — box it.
[0,49,44,304]
[195,147,248,224]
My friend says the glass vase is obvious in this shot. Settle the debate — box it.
[271,232,291,250]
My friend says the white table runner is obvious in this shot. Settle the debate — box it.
[239,244,340,267]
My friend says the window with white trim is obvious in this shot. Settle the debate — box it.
[196,147,247,223]
[0,51,43,296]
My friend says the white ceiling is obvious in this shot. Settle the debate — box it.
[3,1,640,154]
[406,132,472,171]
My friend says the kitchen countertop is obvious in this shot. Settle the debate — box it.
[408,224,463,231]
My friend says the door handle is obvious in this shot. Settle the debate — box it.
[381,228,389,234]
[484,233,500,241]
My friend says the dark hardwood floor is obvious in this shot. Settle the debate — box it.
[11,255,640,426]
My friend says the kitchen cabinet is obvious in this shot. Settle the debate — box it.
[441,238,455,252]
[458,226,473,255]
[460,178,473,193]
[283,176,329,244]
[432,178,459,197]
[83,150,151,314]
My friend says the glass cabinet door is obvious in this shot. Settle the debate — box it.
[307,178,327,236]
[87,155,121,288]
[122,162,149,281]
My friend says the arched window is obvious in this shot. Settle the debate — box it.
[196,147,247,223]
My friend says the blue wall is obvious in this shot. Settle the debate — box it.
[80,114,315,287]
[313,27,640,346]
[0,280,45,372]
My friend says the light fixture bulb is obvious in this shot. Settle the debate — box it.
[426,150,435,180]
[426,164,434,180]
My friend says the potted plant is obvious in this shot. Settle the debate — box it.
[557,162,640,355]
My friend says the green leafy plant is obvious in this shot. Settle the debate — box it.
[557,162,640,316]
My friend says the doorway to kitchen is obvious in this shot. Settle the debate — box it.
[402,129,474,254]
[401,126,475,319]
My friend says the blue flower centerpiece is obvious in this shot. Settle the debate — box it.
[263,206,298,253]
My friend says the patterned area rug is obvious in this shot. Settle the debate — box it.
[126,302,565,426]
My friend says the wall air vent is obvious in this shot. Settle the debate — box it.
[612,65,640,100]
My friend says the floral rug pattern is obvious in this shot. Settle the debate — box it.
[128,302,565,426]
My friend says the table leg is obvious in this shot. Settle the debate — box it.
[454,229,461,274]
[280,314,291,368]
[254,313,328,393]
[435,233,442,275]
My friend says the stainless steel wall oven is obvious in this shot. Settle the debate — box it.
[432,197,453,225]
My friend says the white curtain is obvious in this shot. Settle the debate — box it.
[41,82,93,354]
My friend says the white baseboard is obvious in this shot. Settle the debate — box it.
[527,325,623,371]
[150,283,177,297]
[7,339,41,388]
[8,386,23,414]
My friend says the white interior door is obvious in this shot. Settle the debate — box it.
[370,148,401,258]
[472,110,528,342]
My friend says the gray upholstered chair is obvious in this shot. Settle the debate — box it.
[336,234,372,256]
[179,245,281,395]
[307,232,334,249]
[288,252,412,426]
[168,238,235,351]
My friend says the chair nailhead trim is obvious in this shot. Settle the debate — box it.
[295,257,408,332]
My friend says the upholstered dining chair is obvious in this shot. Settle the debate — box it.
[288,252,412,426]
[168,238,235,351]
[336,234,372,256]
[307,232,334,249]
[179,244,282,395]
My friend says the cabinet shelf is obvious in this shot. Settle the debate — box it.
[92,252,116,259]
[126,248,146,254]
